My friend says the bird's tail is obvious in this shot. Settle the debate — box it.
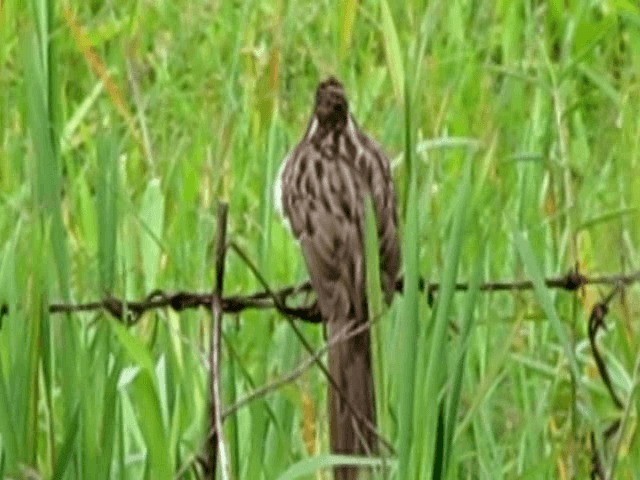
[328,316,377,480]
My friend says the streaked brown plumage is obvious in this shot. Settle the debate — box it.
[276,77,400,479]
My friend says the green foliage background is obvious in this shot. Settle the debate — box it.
[1,0,639,478]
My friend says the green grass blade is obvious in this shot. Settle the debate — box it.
[131,370,173,479]
[96,134,120,292]
[338,0,358,60]
[441,251,483,478]
[512,228,579,381]
[397,176,419,479]
[260,110,279,271]
[364,194,388,450]
[22,21,69,301]
[364,195,384,321]
[0,355,17,473]
[110,319,172,478]
[139,179,166,292]
[278,454,394,480]
[51,402,80,479]
[380,0,405,105]
[423,154,472,476]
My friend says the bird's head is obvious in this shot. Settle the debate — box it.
[314,77,349,130]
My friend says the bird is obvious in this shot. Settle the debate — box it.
[275,77,400,479]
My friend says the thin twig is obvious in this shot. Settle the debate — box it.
[588,285,625,410]
[587,284,628,480]
[205,202,231,480]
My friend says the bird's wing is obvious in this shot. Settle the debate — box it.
[281,146,367,324]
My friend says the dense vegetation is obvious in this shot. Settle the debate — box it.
[1,1,639,478]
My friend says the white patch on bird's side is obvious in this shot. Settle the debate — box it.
[347,115,364,156]
[273,152,292,233]
[347,115,357,137]
[275,116,319,235]
[305,116,318,141]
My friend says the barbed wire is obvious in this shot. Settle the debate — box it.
[37,269,640,325]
